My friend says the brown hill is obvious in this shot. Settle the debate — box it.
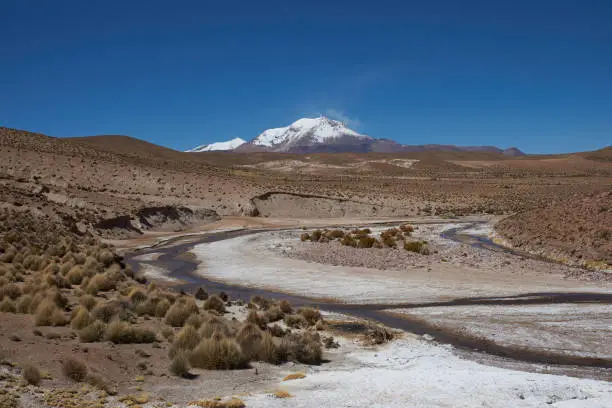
[496,190,612,267]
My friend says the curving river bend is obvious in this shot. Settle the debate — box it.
[125,222,612,372]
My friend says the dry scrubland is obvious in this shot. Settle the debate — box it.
[0,126,610,406]
[0,207,373,407]
[1,127,611,242]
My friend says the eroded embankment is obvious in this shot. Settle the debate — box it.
[250,191,411,218]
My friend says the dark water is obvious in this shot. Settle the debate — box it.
[125,224,612,370]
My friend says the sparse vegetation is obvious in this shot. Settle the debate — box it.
[62,358,88,382]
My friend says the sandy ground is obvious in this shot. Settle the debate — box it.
[387,303,612,359]
[192,224,610,304]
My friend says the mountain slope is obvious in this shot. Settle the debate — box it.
[186,137,246,152]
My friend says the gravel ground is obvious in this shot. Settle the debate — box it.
[266,224,607,281]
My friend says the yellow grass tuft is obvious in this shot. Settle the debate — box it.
[282,372,306,381]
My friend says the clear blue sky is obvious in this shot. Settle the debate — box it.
[1,1,610,153]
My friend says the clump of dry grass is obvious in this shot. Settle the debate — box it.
[404,240,430,255]
[79,294,97,310]
[283,314,306,329]
[34,298,68,326]
[363,325,394,345]
[22,364,42,385]
[71,306,94,330]
[0,297,16,313]
[62,358,88,382]
[16,294,32,313]
[235,323,263,360]
[104,320,156,344]
[165,298,199,327]
[169,325,201,358]
[203,295,225,313]
[282,372,306,381]
[189,337,248,370]
[155,298,171,317]
[246,309,267,329]
[278,300,293,314]
[0,283,21,300]
[170,352,191,378]
[92,301,119,323]
[79,320,107,342]
[298,307,322,326]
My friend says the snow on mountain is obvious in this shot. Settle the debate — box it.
[252,117,370,150]
[186,137,246,152]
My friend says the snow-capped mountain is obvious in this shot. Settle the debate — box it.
[186,116,526,155]
[186,137,246,152]
[237,117,373,153]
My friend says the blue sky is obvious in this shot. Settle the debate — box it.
[1,1,610,153]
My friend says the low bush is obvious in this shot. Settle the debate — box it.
[194,287,208,300]
[0,297,16,313]
[104,320,156,344]
[169,325,201,358]
[22,364,42,385]
[92,302,119,323]
[357,236,378,248]
[79,294,97,311]
[403,240,429,255]
[235,323,263,360]
[246,309,267,329]
[203,295,225,313]
[62,358,88,382]
[165,299,198,327]
[0,283,21,300]
[155,298,171,318]
[189,337,247,370]
[340,235,357,247]
[298,307,322,326]
[16,294,32,314]
[278,300,293,314]
[34,299,68,326]
[79,320,107,342]
[283,314,306,329]
[170,352,191,378]
[71,307,94,330]
[364,325,394,345]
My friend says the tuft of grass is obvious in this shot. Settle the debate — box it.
[165,299,198,327]
[278,300,293,314]
[128,288,147,304]
[0,283,21,300]
[189,337,248,370]
[404,240,430,255]
[274,390,293,399]
[92,301,119,323]
[34,298,68,326]
[283,314,306,329]
[22,364,42,385]
[155,298,171,318]
[298,307,322,326]
[0,297,16,313]
[169,325,201,358]
[235,323,263,360]
[246,309,267,329]
[71,307,94,330]
[363,325,394,345]
[282,372,306,381]
[79,320,107,343]
[170,352,191,378]
[104,320,156,344]
[16,294,32,314]
[62,358,88,382]
[203,295,225,313]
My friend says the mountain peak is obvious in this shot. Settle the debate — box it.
[251,116,369,150]
[186,137,246,152]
